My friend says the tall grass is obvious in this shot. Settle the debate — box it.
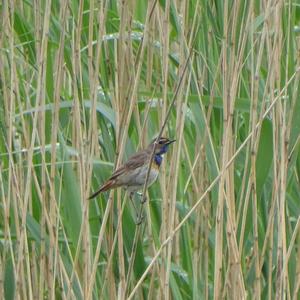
[1,0,300,299]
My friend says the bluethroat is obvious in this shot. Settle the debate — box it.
[89,137,175,200]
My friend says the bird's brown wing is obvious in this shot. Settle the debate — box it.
[88,148,152,200]
[108,148,150,179]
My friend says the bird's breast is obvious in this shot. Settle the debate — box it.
[152,161,160,170]
[133,164,159,187]
[146,167,160,186]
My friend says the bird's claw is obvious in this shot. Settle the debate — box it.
[141,195,147,204]
[135,213,145,225]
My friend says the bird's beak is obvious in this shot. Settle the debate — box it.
[167,139,176,145]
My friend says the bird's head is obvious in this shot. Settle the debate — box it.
[149,137,176,155]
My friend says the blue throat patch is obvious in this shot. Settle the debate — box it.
[154,154,163,166]
[154,144,169,166]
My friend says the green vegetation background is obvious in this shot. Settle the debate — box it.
[1,1,300,299]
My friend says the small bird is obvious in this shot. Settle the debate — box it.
[89,136,175,200]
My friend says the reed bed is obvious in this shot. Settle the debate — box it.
[1,0,300,299]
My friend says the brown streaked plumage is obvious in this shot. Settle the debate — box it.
[88,137,175,199]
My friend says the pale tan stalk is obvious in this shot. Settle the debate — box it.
[158,0,171,298]
[48,2,69,299]
[0,4,19,299]
[214,0,240,296]
[85,1,113,299]
[165,69,190,300]
[37,2,47,297]
[73,0,93,297]
[116,2,134,296]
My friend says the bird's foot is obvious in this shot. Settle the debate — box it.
[135,213,145,225]
[141,195,147,204]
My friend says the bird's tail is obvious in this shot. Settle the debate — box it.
[88,180,115,200]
